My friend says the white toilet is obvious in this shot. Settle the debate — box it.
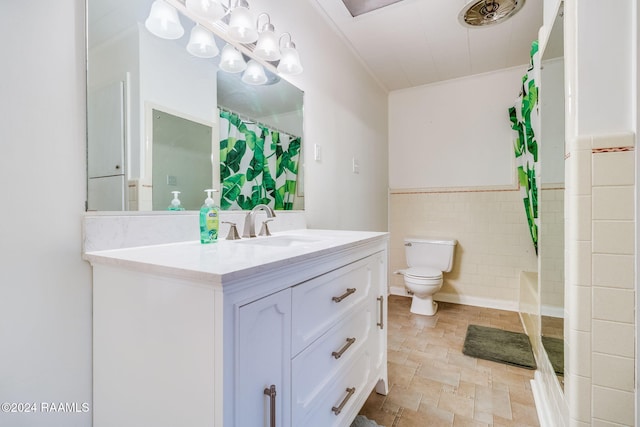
[397,237,457,316]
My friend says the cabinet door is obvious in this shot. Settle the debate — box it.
[88,80,126,178]
[237,289,291,427]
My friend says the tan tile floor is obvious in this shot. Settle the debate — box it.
[359,295,540,427]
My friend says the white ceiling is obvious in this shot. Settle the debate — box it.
[312,0,543,91]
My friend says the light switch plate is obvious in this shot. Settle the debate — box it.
[352,157,360,174]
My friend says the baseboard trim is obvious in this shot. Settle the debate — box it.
[541,304,564,318]
[389,286,519,312]
[531,372,555,427]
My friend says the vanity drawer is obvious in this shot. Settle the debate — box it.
[291,302,372,413]
[291,255,376,356]
[292,344,371,427]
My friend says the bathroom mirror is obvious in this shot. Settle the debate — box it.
[86,0,304,211]
[539,5,565,390]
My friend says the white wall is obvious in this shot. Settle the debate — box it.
[0,1,92,426]
[389,66,527,189]
[249,0,389,231]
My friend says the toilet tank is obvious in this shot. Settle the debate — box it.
[404,237,457,272]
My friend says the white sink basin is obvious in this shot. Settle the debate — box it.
[234,235,322,247]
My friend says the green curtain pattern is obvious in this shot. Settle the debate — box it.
[219,110,301,210]
[509,40,540,254]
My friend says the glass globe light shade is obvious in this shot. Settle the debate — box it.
[219,44,247,73]
[145,0,184,40]
[187,25,219,58]
[242,60,268,85]
[277,43,303,75]
[254,24,280,61]
[185,0,226,22]
[228,4,258,43]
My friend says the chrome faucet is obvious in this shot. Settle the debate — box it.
[242,204,276,238]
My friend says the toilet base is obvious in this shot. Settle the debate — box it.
[410,295,438,316]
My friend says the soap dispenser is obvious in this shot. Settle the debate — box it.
[167,191,185,211]
[199,189,219,244]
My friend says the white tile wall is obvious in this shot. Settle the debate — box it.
[592,353,634,392]
[592,386,635,426]
[564,132,635,426]
[540,187,565,313]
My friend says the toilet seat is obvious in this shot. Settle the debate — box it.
[403,266,442,280]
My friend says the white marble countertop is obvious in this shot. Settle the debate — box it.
[84,229,388,283]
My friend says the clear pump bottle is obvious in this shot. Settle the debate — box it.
[167,191,185,211]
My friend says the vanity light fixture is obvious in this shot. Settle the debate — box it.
[145,0,304,82]
[219,44,247,73]
[145,0,185,40]
[228,0,258,43]
[277,33,303,75]
[187,25,220,58]
[185,0,227,22]
[254,13,280,61]
[242,60,268,85]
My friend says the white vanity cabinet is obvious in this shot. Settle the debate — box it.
[86,230,388,427]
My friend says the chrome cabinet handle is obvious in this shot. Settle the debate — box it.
[263,385,276,427]
[332,337,356,359]
[332,387,356,415]
[377,295,384,329]
[332,288,356,303]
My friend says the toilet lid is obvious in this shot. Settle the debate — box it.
[404,266,442,279]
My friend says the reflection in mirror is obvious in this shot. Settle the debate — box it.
[539,5,565,391]
[217,71,304,211]
[151,109,215,211]
[86,0,304,212]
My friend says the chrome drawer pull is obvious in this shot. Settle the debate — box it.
[377,295,384,329]
[332,288,356,303]
[332,387,356,415]
[264,385,276,427]
[332,337,356,359]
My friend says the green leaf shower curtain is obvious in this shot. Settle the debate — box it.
[219,109,301,210]
[509,41,540,254]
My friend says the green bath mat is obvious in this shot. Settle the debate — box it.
[541,335,564,376]
[463,325,537,370]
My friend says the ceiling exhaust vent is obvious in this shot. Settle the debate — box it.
[458,0,525,27]
[341,0,405,17]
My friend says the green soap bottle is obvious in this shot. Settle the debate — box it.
[199,189,219,244]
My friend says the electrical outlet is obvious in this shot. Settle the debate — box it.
[314,144,322,161]
[167,175,177,186]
